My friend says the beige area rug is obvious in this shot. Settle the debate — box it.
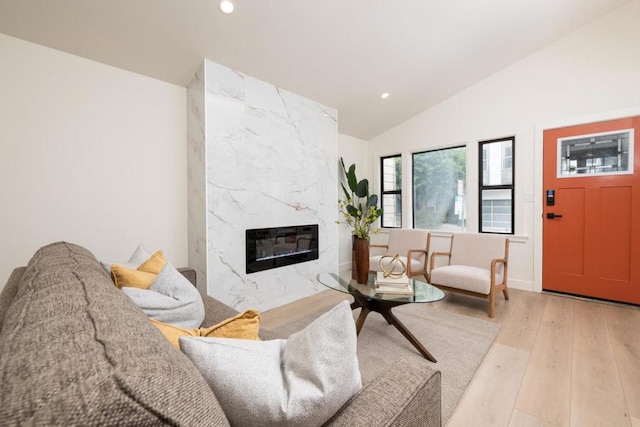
[273,303,501,423]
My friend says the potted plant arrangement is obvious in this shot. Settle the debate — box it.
[337,158,383,284]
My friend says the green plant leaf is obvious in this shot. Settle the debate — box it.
[340,157,348,177]
[367,194,378,208]
[355,179,368,198]
[347,164,358,193]
[346,205,359,217]
[337,156,382,240]
[341,183,351,200]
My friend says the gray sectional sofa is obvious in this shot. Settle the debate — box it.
[0,242,441,426]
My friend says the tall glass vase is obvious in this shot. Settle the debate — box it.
[353,236,370,284]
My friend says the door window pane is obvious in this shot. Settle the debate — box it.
[558,129,633,177]
[412,147,466,231]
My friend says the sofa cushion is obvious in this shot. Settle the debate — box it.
[121,261,205,328]
[100,244,154,275]
[104,246,205,329]
[110,250,167,289]
[110,265,158,289]
[430,265,503,295]
[137,250,168,274]
[151,309,261,349]
[0,242,229,426]
[180,300,362,427]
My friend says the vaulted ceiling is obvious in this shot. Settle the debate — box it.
[0,0,630,139]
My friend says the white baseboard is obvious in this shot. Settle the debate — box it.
[338,261,351,272]
[507,278,534,292]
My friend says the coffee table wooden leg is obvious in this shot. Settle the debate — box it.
[354,306,371,336]
[380,307,437,363]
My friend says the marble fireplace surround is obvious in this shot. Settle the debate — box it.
[187,59,338,312]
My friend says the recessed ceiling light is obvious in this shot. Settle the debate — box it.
[381,92,390,99]
[220,0,234,14]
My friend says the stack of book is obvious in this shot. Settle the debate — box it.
[374,272,413,296]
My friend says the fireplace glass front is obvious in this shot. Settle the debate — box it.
[246,224,319,274]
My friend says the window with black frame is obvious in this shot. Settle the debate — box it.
[412,146,466,231]
[479,137,514,234]
[380,154,402,228]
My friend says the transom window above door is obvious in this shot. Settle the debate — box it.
[558,129,633,177]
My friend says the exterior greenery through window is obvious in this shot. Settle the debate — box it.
[479,137,514,234]
[380,155,402,228]
[412,146,466,231]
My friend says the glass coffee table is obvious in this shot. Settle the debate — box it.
[317,271,445,362]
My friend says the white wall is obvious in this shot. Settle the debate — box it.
[0,34,188,289]
[368,0,640,292]
[337,133,371,269]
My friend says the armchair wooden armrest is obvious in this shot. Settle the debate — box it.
[369,243,390,262]
[490,258,508,286]
[407,248,429,279]
[370,243,389,249]
[429,251,451,271]
[407,248,428,257]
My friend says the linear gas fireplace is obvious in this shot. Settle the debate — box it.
[246,224,319,274]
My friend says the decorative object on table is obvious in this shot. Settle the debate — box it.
[375,271,410,286]
[374,283,414,296]
[370,229,431,280]
[352,236,371,284]
[374,273,414,296]
[375,256,412,295]
[337,157,383,284]
[378,253,407,278]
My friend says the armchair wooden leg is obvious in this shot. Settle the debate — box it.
[503,287,510,300]
[488,291,495,318]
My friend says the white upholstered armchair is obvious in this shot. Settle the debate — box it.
[370,229,431,280]
[429,233,509,318]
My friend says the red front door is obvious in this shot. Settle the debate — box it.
[542,116,640,304]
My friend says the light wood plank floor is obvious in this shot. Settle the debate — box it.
[261,287,640,426]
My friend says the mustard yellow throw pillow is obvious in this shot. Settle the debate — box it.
[137,250,167,274]
[111,250,167,289]
[151,310,261,349]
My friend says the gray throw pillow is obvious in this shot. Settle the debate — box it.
[121,262,205,329]
[179,300,362,427]
[103,244,205,329]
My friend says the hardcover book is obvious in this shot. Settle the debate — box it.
[375,272,410,286]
